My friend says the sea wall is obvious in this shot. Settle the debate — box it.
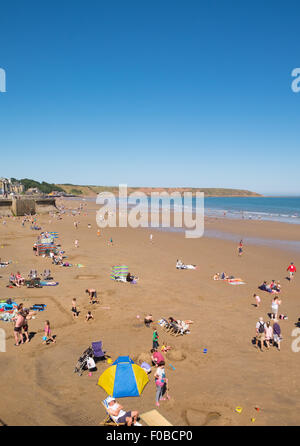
[0,199,13,216]
[0,197,57,216]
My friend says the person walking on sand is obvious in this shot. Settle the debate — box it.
[287,262,296,281]
[150,233,153,243]
[13,311,25,346]
[238,240,243,256]
[273,321,281,351]
[71,298,79,319]
[154,361,169,407]
[271,296,281,320]
[75,239,79,248]
[255,317,266,351]
[152,328,159,349]
[43,320,56,344]
[264,321,273,350]
[253,293,261,308]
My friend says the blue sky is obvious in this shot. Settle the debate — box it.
[0,0,300,195]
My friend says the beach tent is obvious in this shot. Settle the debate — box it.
[110,265,128,281]
[98,356,149,398]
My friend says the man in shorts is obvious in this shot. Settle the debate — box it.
[255,317,266,351]
[13,311,25,346]
[287,262,296,281]
[106,397,140,426]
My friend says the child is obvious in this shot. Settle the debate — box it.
[152,328,159,349]
[72,298,79,319]
[161,342,171,353]
[253,293,261,307]
[43,320,56,344]
[85,311,94,322]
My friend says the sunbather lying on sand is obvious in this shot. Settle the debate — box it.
[176,259,196,269]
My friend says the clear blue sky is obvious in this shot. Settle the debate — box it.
[0,0,299,195]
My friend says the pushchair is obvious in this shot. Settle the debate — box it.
[25,277,42,288]
[74,341,106,376]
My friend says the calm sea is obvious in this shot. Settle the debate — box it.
[71,195,300,224]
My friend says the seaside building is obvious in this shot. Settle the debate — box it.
[0,178,25,196]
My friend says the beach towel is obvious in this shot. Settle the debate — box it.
[40,281,59,286]
[140,410,173,426]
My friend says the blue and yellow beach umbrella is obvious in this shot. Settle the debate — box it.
[98,356,149,397]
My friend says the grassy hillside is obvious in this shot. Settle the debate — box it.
[57,184,262,197]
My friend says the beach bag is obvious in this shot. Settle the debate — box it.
[87,357,96,369]
[258,322,265,333]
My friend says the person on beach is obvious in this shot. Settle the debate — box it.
[71,298,79,319]
[151,349,165,366]
[253,293,261,308]
[255,317,266,351]
[154,361,169,407]
[108,237,113,246]
[106,397,140,426]
[264,321,273,350]
[85,311,94,322]
[150,233,153,243]
[287,262,296,280]
[271,296,281,320]
[97,229,101,237]
[43,320,56,344]
[21,309,31,343]
[85,288,99,304]
[273,321,281,350]
[152,328,159,349]
[75,239,79,248]
[13,311,25,346]
[238,240,243,256]
[144,314,153,327]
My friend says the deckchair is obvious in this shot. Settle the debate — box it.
[100,397,126,426]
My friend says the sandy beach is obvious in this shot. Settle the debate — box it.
[1,198,300,426]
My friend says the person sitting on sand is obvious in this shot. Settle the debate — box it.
[213,273,220,280]
[9,273,18,287]
[161,342,171,353]
[15,272,25,286]
[106,396,141,426]
[85,311,94,322]
[126,272,134,282]
[151,348,165,366]
[144,314,153,327]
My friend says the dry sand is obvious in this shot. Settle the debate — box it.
[1,198,300,426]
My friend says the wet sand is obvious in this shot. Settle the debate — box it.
[1,198,300,426]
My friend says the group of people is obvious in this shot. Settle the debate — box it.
[12,303,56,346]
[255,317,282,351]
[254,262,296,352]
[259,280,281,294]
